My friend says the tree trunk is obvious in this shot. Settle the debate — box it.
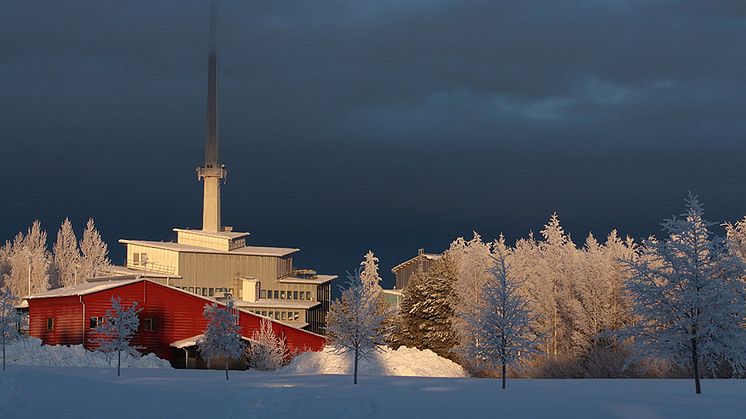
[501,361,506,389]
[117,350,121,377]
[225,360,229,381]
[691,338,701,394]
[354,346,359,385]
[2,341,5,371]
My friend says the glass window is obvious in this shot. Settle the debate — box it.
[195,287,201,295]
[293,291,298,300]
[89,317,99,329]
[261,290,267,299]
[202,288,208,296]
[261,311,267,317]
[280,311,286,320]
[133,253,140,264]
[143,318,155,331]
[188,287,194,293]
[294,312,300,321]
[306,291,311,300]
[280,291,285,299]
[208,288,214,296]
[46,318,54,331]
[273,290,279,299]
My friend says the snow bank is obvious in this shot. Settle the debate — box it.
[283,346,467,377]
[3,337,171,368]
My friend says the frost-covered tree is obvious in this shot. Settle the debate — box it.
[79,218,111,279]
[246,318,287,371]
[52,218,80,288]
[622,195,746,394]
[359,250,381,290]
[0,242,11,289]
[724,216,746,262]
[327,270,387,384]
[448,232,493,365]
[198,299,245,380]
[466,249,539,389]
[390,255,459,360]
[94,296,142,377]
[0,287,20,371]
[3,221,51,299]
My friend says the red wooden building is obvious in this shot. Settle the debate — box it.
[26,276,326,367]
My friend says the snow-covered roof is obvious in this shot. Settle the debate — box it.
[278,274,337,285]
[105,265,182,279]
[26,277,142,299]
[119,239,299,257]
[170,334,253,349]
[391,252,442,273]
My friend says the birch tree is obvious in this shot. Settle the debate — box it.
[327,270,387,384]
[0,288,20,371]
[52,218,80,288]
[80,218,111,279]
[198,299,244,380]
[622,194,746,394]
[3,221,51,299]
[246,318,287,371]
[466,249,539,389]
[94,296,142,377]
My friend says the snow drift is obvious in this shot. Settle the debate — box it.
[283,346,467,377]
[3,337,171,368]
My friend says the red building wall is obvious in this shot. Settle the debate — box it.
[28,280,325,362]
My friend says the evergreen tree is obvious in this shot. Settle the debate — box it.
[80,218,111,279]
[327,270,387,384]
[198,299,244,380]
[93,296,142,377]
[622,194,746,394]
[0,287,20,371]
[52,218,80,288]
[465,249,539,389]
[391,255,459,360]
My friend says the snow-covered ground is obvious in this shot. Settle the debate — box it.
[1,366,745,419]
[283,346,467,377]
[3,338,170,368]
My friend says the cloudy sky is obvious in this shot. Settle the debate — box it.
[2,0,745,287]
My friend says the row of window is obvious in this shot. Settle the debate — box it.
[45,317,157,332]
[177,287,233,297]
[262,289,312,301]
[250,310,301,322]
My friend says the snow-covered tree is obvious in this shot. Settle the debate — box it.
[622,195,746,394]
[390,255,459,360]
[246,318,287,371]
[466,249,539,388]
[0,287,20,371]
[327,270,387,384]
[79,218,111,279]
[198,299,245,380]
[93,296,142,377]
[359,250,381,290]
[448,232,493,365]
[3,221,51,300]
[52,218,80,288]
[724,216,746,262]
[0,242,11,289]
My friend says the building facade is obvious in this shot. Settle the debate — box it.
[26,277,326,368]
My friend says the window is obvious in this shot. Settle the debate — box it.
[46,318,54,331]
[280,290,285,299]
[140,253,148,264]
[305,291,311,300]
[261,290,267,299]
[261,311,267,317]
[133,253,140,264]
[280,311,286,320]
[202,288,208,296]
[188,287,194,293]
[273,290,279,299]
[89,317,101,329]
[143,318,156,332]
[293,291,299,300]
[208,288,214,297]
[195,287,201,295]
[294,312,300,321]
[229,288,234,295]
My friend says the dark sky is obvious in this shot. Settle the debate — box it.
[2,0,745,288]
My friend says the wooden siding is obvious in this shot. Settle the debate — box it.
[395,257,436,289]
[28,280,326,363]
[176,253,280,290]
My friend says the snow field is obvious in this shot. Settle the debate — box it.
[3,337,171,368]
[283,345,468,377]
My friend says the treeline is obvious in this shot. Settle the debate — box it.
[386,195,746,384]
[0,218,111,300]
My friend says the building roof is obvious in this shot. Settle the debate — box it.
[173,228,249,240]
[235,299,320,310]
[25,277,142,299]
[119,239,299,257]
[391,251,442,273]
[278,274,337,285]
[105,265,182,279]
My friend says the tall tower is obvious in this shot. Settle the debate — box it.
[196,0,226,232]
